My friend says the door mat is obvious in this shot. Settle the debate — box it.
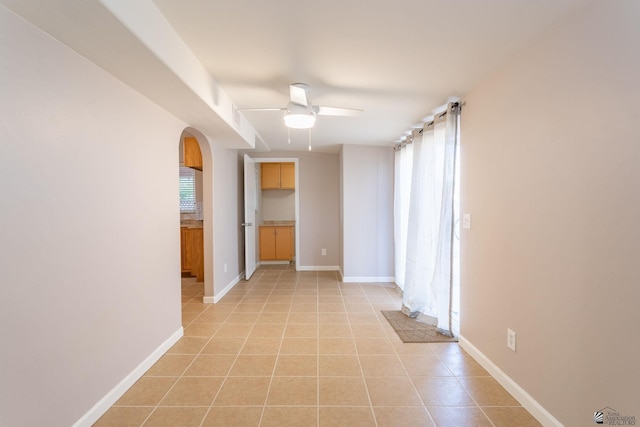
[381,311,458,343]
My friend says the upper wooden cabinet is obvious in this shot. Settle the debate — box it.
[183,137,202,170]
[261,162,295,189]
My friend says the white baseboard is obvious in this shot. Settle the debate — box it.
[203,272,243,304]
[73,327,183,427]
[297,265,340,271]
[458,336,563,427]
[260,261,291,265]
[342,276,395,283]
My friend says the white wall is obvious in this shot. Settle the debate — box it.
[340,145,395,281]
[0,6,185,426]
[461,1,640,425]
[262,190,295,221]
[211,143,243,296]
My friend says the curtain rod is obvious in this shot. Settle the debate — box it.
[394,101,463,149]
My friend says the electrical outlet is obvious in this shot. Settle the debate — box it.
[321,248,326,256]
[224,263,228,273]
[507,328,517,352]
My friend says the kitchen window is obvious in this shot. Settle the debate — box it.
[179,166,196,213]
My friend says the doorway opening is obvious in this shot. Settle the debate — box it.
[243,156,300,280]
[177,128,214,303]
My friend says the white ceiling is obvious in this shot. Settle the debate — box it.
[152,0,590,152]
[3,0,592,152]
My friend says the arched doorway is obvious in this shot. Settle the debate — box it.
[178,128,214,303]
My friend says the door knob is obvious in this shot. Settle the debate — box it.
[241,222,253,227]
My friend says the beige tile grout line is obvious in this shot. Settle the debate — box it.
[255,268,290,427]
[342,280,379,427]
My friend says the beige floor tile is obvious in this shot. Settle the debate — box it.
[318,312,349,323]
[412,376,475,406]
[318,355,362,376]
[319,338,357,355]
[288,312,319,323]
[318,303,345,313]
[280,337,318,354]
[233,303,265,312]
[350,324,387,338]
[319,377,370,406]
[348,312,381,324]
[115,377,177,406]
[225,312,260,324]
[319,407,376,427]
[159,377,223,406]
[318,296,343,304]
[250,323,286,338]
[183,322,219,337]
[285,323,318,337]
[261,406,317,427]
[229,354,277,376]
[440,353,490,376]
[399,354,453,376]
[214,323,254,338]
[257,312,289,323]
[142,407,208,427]
[194,311,230,323]
[100,268,542,426]
[182,311,200,324]
[167,337,209,354]
[274,355,318,376]
[354,338,395,355]
[291,303,318,312]
[343,303,374,312]
[93,406,153,427]
[458,376,520,406]
[482,406,542,427]
[262,303,291,313]
[373,406,434,427]
[213,377,271,406]
[183,354,236,376]
[201,337,245,355]
[239,336,281,354]
[365,377,423,406]
[267,377,317,405]
[146,354,195,376]
[428,406,493,427]
[318,323,352,338]
[359,355,407,377]
[201,406,262,426]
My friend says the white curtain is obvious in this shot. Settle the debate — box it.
[396,103,460,337]
[393,142,413,290]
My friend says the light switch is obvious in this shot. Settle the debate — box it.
[462,213,471,230]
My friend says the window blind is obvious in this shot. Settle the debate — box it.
[179,166,196,212]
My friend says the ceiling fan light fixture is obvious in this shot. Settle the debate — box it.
[284,112,316,129]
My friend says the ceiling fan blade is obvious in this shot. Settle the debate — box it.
[289,83,309,107]
[316,106,363,117]
[237,108,286,112]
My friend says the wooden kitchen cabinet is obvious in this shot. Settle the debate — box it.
[180,226,204,281]
[180,227,191,272]
[261,162,295,189]
[183,136,202,170]
[259,226,293,261]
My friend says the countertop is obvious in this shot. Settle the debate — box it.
[180,220,203,229]
[262,220,295,227]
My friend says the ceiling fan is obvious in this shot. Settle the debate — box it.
[240,83,363,129]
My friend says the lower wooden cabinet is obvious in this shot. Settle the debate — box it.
[259,226,293,261]
[180,226,204,281]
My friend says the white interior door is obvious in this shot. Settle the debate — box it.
[243,155,257,279]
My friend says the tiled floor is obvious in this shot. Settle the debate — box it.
[95,265,541,427]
